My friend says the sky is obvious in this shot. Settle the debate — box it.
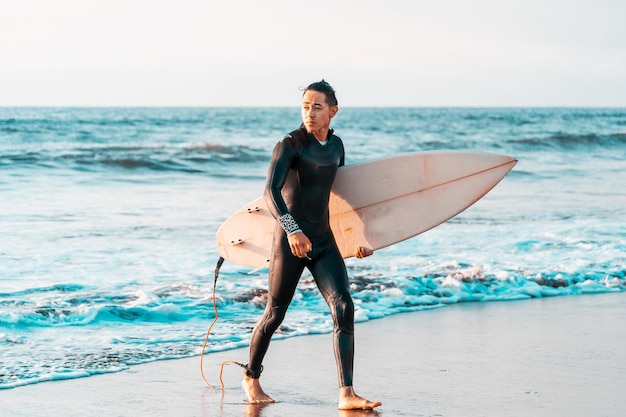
[1,0,625,107]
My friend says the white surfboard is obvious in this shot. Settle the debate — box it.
[216,151,517,268]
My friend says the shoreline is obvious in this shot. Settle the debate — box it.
[2,292,625,417]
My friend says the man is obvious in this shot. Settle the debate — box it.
[242,80,380,410]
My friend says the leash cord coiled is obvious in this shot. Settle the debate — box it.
[199,256,253,390]
[199,256,224,389]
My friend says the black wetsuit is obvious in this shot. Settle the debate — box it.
[247,126,355,387]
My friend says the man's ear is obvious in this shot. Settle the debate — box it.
[330,105,338,119]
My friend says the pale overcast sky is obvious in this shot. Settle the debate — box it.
[1,0,625,107]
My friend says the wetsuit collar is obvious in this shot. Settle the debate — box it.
[300,124,334,143]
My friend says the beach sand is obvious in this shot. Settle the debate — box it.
[2,292,625,417]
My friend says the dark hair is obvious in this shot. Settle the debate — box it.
[303,79,338,107]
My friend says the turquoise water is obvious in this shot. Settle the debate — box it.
[1,107,625,388]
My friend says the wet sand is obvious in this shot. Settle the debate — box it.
[2,292,625,417]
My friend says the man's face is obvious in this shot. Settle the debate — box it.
[301,90,338,139]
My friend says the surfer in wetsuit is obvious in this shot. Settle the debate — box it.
[242,80,381,410]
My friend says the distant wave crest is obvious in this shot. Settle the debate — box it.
[1,143,269,173]
[508,132,626,150]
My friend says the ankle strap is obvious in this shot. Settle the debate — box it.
[244,364,263,379]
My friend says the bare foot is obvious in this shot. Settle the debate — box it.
[338,386,382,410]
[242,375,275,403]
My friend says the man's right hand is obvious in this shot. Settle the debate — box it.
[288,231,312,258]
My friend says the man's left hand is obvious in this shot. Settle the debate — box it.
[355,246,373,259]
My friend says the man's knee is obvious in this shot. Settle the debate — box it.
[259,298,289,334]
[330,293,354,332]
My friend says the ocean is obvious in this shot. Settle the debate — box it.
[1,107,625,389]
